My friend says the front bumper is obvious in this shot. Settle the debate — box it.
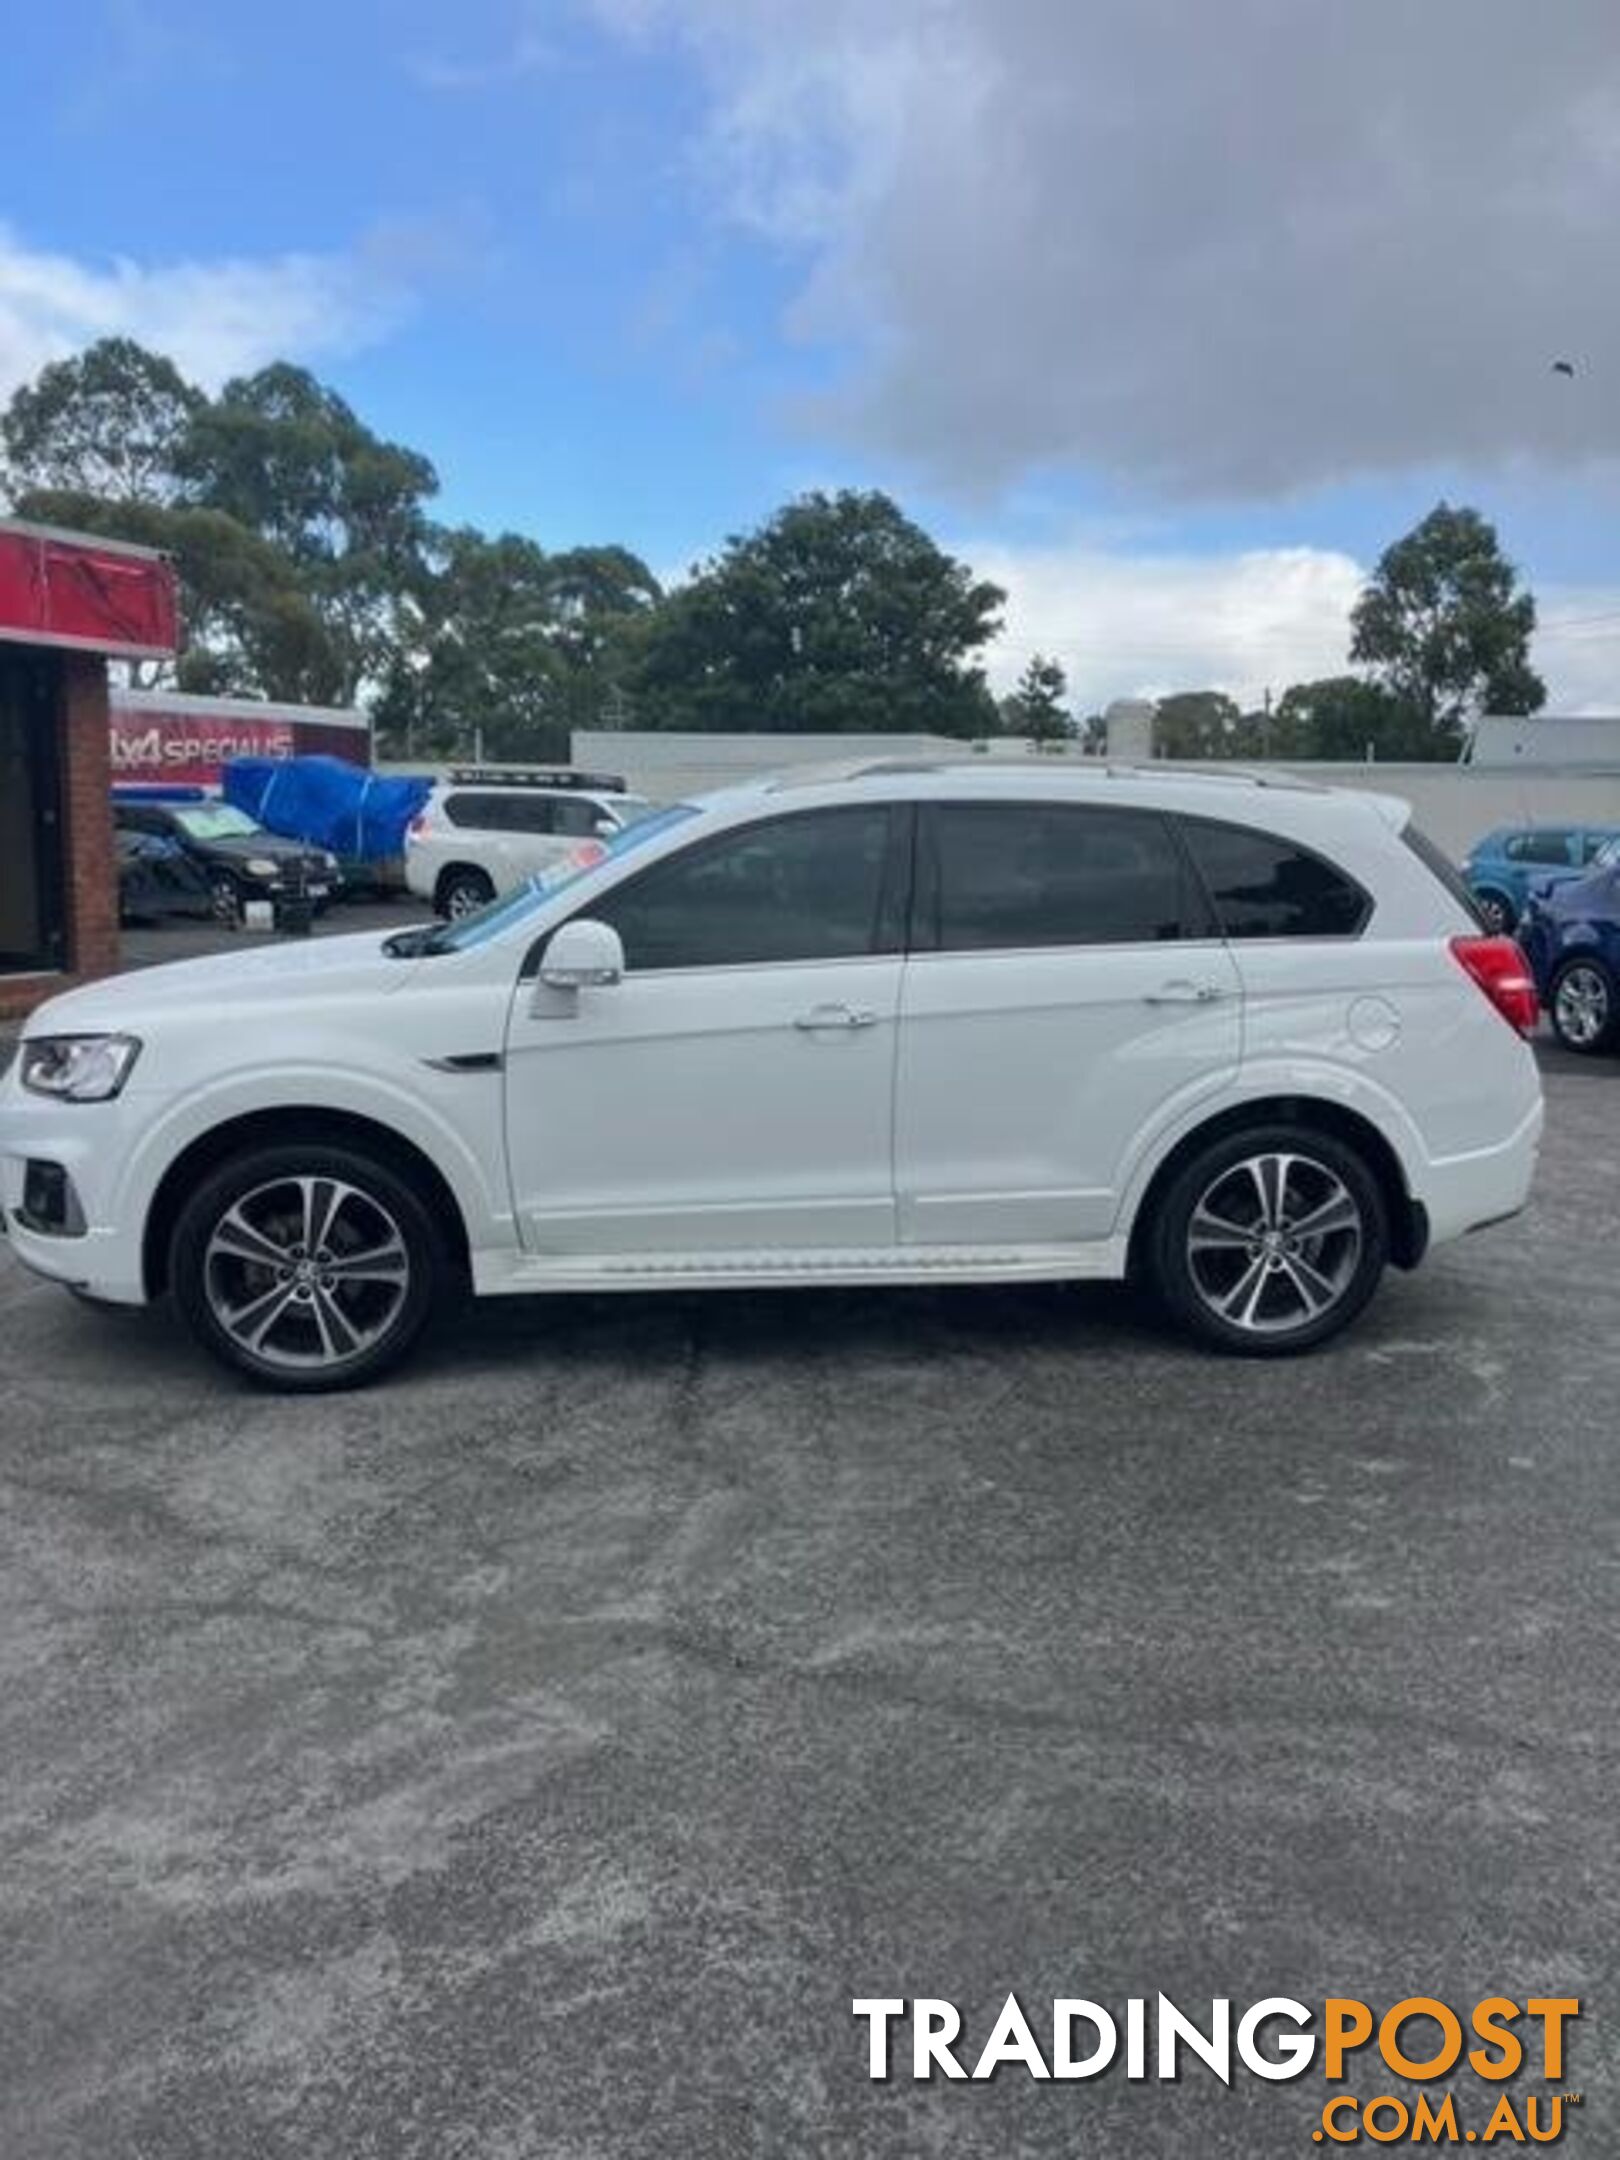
[0,1090,153,1303]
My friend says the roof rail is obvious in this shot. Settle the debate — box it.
[446,766,626,792]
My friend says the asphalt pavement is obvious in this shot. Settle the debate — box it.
[0,1042,1616,2156]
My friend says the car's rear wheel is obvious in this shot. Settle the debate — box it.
[1146,1125,1388,1355]
[1549,957,1618,1054]
[1473,888,1515,935]
[437,867,495,921]
[170,1142,445,1390]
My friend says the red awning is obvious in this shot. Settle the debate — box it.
[0,519,179,660]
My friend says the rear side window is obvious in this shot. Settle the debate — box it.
[443,791,553,833]
[922,803,1208,950]
[1401,823,1486,928]
[1178,817,1370,939]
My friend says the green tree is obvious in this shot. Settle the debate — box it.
[0,337,202,506]
[628,490,1004,735]
[1272,675,1441,761]
[1154,690,1243,759]
[1350,504,1545,743]
[373,529,662,760]
[180,363,438,704]
[1000,654,1072,742]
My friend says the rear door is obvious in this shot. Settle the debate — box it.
[895,801,1241,1246]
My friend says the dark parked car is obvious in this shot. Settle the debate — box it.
[116,826,212,923]
[1519,844,1620,1053]
[112,795,343,924]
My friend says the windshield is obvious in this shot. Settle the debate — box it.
[388,803,701,958]
[174,804,263,841]
[612,796,659,827]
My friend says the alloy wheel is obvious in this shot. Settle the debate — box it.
[202,1174,412,1373]
[1184,1150,1364,1338]
[1553,963,1611,1049]
[1476,893,1513,935]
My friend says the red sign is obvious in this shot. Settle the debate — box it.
[0,521,178,658]
[109,707,299,786]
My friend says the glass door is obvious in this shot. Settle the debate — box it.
[0,649,66,976]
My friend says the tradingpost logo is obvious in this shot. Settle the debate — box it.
[852,1994,1583,2143]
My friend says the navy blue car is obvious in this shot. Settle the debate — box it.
[1519,839,1620,1053]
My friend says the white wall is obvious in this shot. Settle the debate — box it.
[573,730,1620,860]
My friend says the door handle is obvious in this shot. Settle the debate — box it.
[793,1003,880,1031]
[1143,981,1227,1006]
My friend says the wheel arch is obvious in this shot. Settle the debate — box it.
[143,1106,473,1299]
[1124,1094,1428,1277]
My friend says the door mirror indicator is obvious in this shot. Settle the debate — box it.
[539,917,625,991]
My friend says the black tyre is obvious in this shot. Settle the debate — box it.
[1548,956,1618,1054]
[1473,888,1515,935]
[1146,1124,1388,1356]
[209,870,242,926]
[170,1142,446,1391]
[436,867,495,921]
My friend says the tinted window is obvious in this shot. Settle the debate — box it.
[1507,829,1574,865]
[550,797,602,838]
[444,791,548,832]
[1579,830,1615,864]
[590,807,895,970]
[925,803,1205,950]
[1179,817,1370,939]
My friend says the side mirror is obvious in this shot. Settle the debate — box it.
[593,816,618,840]
[539,917,625,991]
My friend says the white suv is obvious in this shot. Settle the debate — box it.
[0,762,1542,1389]
[404,767,658,919]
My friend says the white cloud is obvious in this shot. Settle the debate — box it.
[590,0,1620,500]
[0,224,413,406]
[962,538,1367,709]
[955,537,1620,715]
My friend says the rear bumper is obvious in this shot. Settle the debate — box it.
[1415,1096,1544,1248]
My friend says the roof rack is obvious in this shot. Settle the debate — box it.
[446,766,626,793]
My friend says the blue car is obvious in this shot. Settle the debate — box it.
[1518,843,1620,1053]
[1461,823,1620,934]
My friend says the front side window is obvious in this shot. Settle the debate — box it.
[550,797,602,838]
[922,802,1204,951]
[590,806,897,970]
[1178,817,1370,939]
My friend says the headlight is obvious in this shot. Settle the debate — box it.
[323,852,340,872]
[244,857,280,879]
[20,1034,142,1102]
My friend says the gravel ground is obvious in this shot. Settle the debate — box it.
[0,1034,1615,2157]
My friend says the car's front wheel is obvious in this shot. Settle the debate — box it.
[170,1142,446,1390]
[1549,956,1618,1054]
[1146,1125,1388,1355]
[208,870,242,926]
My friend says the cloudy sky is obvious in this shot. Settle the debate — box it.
[5,0,1620,708]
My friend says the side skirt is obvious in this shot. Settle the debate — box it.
[471,1239,1130,1296]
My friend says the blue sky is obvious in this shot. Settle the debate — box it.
[4,0,1620,708]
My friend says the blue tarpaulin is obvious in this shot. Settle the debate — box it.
[223,756,432,863]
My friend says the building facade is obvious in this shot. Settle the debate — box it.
[0,520,179,1022]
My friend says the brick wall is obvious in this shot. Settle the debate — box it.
[0,651,119,1022]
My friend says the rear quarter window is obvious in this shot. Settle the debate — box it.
[1178,816,1371,939]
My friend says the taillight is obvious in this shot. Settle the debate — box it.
[1450,934,1538,1037]
[407,815,428,839]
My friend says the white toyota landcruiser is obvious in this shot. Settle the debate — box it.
[0,762,1543,1390]
[403,766,659,920]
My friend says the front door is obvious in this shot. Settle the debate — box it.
[896,800,1242,1245]
[503,804,908,1255]
[0,650,65,977]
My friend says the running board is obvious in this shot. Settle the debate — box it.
[473,1241,1128,1296]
